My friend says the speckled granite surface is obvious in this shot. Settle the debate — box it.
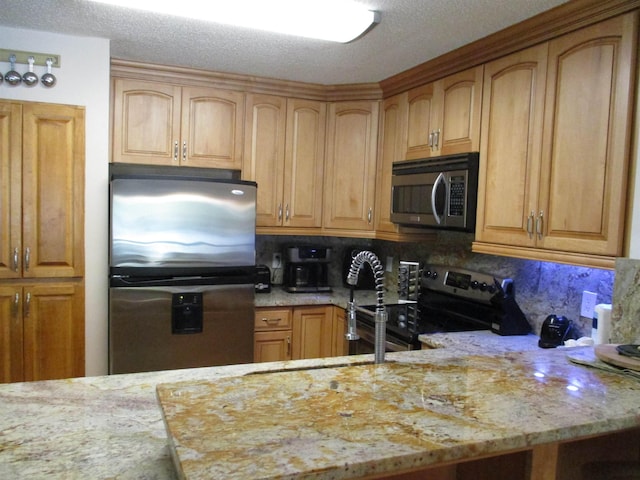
[612,258,640,344]
[2,342,638,479]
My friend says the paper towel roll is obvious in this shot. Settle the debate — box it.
[592,303,612,345]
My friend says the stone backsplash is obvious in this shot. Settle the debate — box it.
[257,233,621,339]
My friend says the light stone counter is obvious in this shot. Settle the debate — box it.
[1,346,639,479]
[254,286,398,309]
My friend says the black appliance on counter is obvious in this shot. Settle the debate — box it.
[538,315,574,348]
[351,264,531,354]
[283,246,332,293]
[255,265,271,293]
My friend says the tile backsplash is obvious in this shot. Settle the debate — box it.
[257,233,623,339]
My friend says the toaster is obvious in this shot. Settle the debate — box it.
[255,265,271,293]
[538,315,574,348]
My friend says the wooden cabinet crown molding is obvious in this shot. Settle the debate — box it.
[111,59,382,102]
[380,0,640,96]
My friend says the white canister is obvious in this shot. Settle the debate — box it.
[591,303,612,345]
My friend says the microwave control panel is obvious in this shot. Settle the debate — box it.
[448,174,466,217]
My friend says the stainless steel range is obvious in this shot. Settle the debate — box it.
[351,263,531,354]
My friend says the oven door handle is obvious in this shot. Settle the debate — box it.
[431,172,445,225]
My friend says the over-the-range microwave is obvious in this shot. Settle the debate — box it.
[390,152,479,231]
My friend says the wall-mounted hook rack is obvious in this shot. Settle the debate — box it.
[0,49,61,68]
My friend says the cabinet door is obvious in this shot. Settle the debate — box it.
[438,66,483,156]
[405,83,436,159]
[284,99,326,228]
[22,282,85,381]
[291,306,333,360]
[244,94,287,227]
[475,45,548,247]
[254,330,292,363]
[0,102,22,279]
[324,101,379,231]
[331,306,348,357]
[537,13,636,256]
[182,87,244,169]
[375,93,407,234]
[22,103,85,278]
[112,78,181,165]
[0,286,23,383]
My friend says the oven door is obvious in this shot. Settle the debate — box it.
[348,322,417,355]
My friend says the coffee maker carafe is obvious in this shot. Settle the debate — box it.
[284,246,332,293]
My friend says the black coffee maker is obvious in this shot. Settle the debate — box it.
[284,246,332,293]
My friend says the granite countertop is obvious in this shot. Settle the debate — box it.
[254,286,401,308]
[1,343,640,479]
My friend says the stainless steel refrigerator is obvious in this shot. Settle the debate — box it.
[108,164,257,374]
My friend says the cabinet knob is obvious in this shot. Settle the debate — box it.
[285,204,290,222]
[277,204,283,222]
[13,247,19,271]
[24,247,30,272]
[24,292,31,317]
[182,141,187,161]
[174,141,179,162]
[536,210,544,239]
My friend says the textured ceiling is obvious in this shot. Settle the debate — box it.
[0,0,569,85]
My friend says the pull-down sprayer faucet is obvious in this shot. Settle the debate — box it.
[346,250,386,364]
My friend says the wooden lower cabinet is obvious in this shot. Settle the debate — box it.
[368,428,640,480]
[0,281,85,383]
[254,305,347,363]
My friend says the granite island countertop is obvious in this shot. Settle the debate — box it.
[1,344,639,479]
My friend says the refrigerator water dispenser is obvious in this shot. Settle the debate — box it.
[172,293,203,334]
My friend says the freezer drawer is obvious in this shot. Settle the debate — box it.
[109,283,254,374]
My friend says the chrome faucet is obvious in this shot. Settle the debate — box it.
[346,250,387,364]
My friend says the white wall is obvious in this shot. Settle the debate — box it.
[0,26,110,376]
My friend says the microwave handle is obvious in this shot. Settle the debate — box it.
[431,172,446,225]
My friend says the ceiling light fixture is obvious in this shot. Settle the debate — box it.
[87,0,381,43]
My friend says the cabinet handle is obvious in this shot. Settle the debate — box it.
[13,247,19,271]
[428,131,434,148]
[286,335,291,357]
[367,208,372,223]
[174,141,178,161]
[526,211,534,238]
[434,129,440,148]
[13,292,19,315]
[285,204,290,222]
[262,317,282,325]
[536,210,544,239]
[24,247,30,272]
[24,292,31,317]
[277,204,283,222]
[182,141,187,161]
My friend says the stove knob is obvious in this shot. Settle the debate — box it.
[480,282,488,292]
[487,284,497,294]
[471,280,479,289]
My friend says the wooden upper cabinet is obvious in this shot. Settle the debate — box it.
[244,94,287,226]
[283,98,326,229]
[181,87,244,169]
[536,13,636,257]
[324,100,379,232]
[112,79,181,164]
[112,79,244,169]
[475,44,548,248]
[474,12,637,266]
[405,66,482,159]
[0,102,85,279]
[375,93,407,234]
[0,102,22,279]
[244,95,325,229]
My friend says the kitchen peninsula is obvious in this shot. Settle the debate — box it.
[1,345,639,479]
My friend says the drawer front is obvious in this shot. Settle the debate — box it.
[254,308,292,330]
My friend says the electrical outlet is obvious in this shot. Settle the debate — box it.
[386,256,394,272]
[272,253,282,269]
[580,291,597,318]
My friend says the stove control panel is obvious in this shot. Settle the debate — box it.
[421,264,514,304]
